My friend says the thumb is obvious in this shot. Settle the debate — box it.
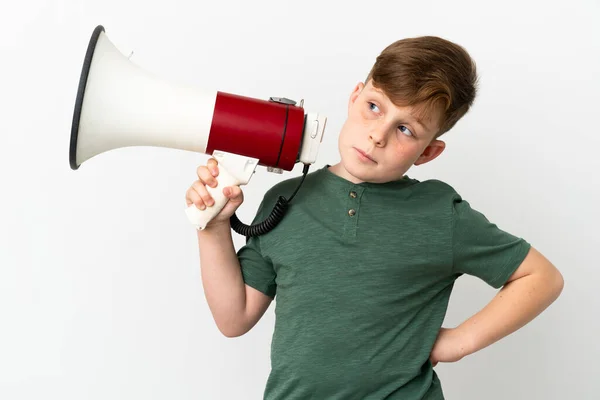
[223,186,244,206]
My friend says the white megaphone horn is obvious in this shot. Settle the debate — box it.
[70,25,327,236]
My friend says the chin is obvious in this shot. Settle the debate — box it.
[340,158,378,183]
[341,154,407,184]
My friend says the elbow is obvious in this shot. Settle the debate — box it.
[551,268,565,300]
[220,328,246,338]
[217,322,249,338]
[541,263,564,304]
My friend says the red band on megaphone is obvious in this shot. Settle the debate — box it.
[206,92,304,171]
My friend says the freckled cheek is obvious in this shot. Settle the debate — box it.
[354,114,373,132]
[396,145,423,163]
[391,142,411,159]
[358,109,372,124]
[343,115,371,141]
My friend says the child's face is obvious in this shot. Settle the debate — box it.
[334,80,446,184]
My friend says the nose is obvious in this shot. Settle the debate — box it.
[369,128,387,147]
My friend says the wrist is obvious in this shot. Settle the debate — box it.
[197,220,232,238]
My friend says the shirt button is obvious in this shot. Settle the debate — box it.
[348,209,356,216]
[349,191,357,198]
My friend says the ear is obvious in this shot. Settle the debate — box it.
[348,82,365,112]
[414,139,446,166]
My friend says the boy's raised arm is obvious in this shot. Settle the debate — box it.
[186,158,272,337]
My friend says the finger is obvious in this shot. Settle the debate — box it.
[206,158,219,176]
[192,180,214,207]
[197,166,217,188]
[186,186,205,210]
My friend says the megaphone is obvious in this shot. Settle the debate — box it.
[70,25,327,236]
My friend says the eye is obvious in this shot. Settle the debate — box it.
[398,125,413,137]
[368,102,380,113]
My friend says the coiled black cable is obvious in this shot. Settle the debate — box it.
[230,163,311,238]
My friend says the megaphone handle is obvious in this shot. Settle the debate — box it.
[185,151,259,230]
[184,168,239,230]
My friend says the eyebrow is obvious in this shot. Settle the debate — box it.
[408,113,428,134]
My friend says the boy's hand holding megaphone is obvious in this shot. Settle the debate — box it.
[185,158,245,230]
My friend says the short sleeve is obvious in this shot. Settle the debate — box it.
[451,196,531,288]
[236,197,277,298]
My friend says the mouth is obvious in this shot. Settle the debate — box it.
[353,147,376,163]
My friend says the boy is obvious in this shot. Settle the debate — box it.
[185,36,564,399]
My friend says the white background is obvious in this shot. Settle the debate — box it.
[1,0,598,399]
